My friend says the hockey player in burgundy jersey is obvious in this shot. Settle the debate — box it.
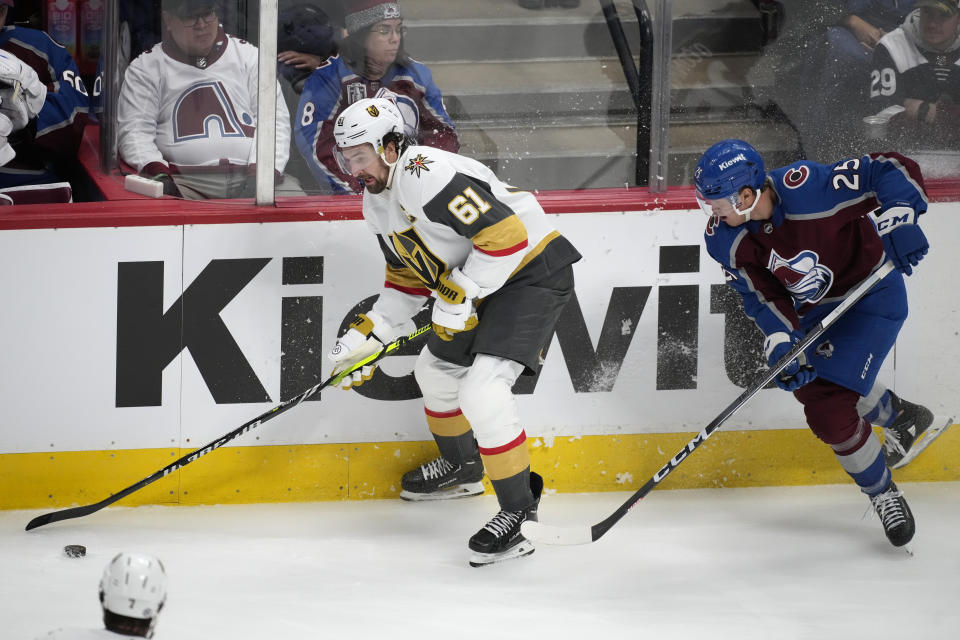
[325,96,580,566]
[0,0,89,194]
[697,139,930,548]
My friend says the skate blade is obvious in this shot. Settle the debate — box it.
[469,540,535,567]
[891,415,954,469]
[399,481,485,502]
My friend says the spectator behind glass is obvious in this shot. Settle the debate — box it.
[867,0,960,145]
[820,2,916,108]
[0,0,89,203]
[278,1,343,92]
[117,0,302,200]
[294,0,459,194]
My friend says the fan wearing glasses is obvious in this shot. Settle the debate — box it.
[294,0,459,195]
[118,0,300,199]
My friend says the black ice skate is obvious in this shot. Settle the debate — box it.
[468,472,543,567]
[399,456,484,501]
[869,481,915,547]
[883,392,952,469]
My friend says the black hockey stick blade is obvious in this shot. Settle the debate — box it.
[522,262,895,546]
[26,325,432,531]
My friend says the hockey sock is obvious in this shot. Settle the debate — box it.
[832,421,891,496]
[479,428,533,511]
[434,430,481,466]
[489,467,536,512]
[424,407,480,465]
[857,388,896,429]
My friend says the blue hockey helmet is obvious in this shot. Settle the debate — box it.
[694,139,766,221]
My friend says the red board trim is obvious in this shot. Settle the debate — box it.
[3,124,957,231]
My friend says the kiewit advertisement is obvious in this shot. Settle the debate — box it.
[1,207,957,506]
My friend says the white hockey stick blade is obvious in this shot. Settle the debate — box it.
[521,520,593,546]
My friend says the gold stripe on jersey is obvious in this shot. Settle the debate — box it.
[471,215,529,256]
[385,263,428,291]
[425,409,472,437]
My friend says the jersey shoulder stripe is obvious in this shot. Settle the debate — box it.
[472,216,528,256]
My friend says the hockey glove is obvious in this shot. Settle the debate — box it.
[0,113,15,166]
[0,51,45,126]
[881,224,928,276]
[432,268,480,342]
[327,313,386,389]
[765,331,817,392]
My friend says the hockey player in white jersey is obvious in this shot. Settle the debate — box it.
[39,552,168,639]
[118,0,298,199]
[327,96,581,566]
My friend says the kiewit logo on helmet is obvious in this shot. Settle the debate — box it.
[719,153,746,170]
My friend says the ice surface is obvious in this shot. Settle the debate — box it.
[2,482,958,640]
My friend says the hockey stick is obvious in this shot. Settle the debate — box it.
[522,261,896,545]
[25,324,432,531]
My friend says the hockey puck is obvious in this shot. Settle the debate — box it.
[63,544,86,558]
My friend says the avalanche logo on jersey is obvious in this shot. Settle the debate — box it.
[767,249,834,303]
[173,81,255,141]
[404,153,433,177]
[782,165,810,189]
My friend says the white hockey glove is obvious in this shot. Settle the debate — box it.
[327,312,386,389]
[0,113,15,166]
[0,51,46,130]
[432,268,480,342]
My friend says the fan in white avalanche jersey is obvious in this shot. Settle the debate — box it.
[38,552,168,640]
[327,96,581,567]
[118,0,300,199]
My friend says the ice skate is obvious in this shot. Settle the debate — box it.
[869,481,915,547]
[400,455,484,501]
[468,473,542,567]
[883,392,952,469]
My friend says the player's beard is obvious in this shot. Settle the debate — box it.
[362,174,387,194]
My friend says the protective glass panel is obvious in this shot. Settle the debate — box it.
[669,0,960,186]
[281,0,654,197]
[86,0,265,202]
[0,1,93,205]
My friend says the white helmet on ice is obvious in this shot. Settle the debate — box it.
[99,552,168,622]
[333,97,406,175]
